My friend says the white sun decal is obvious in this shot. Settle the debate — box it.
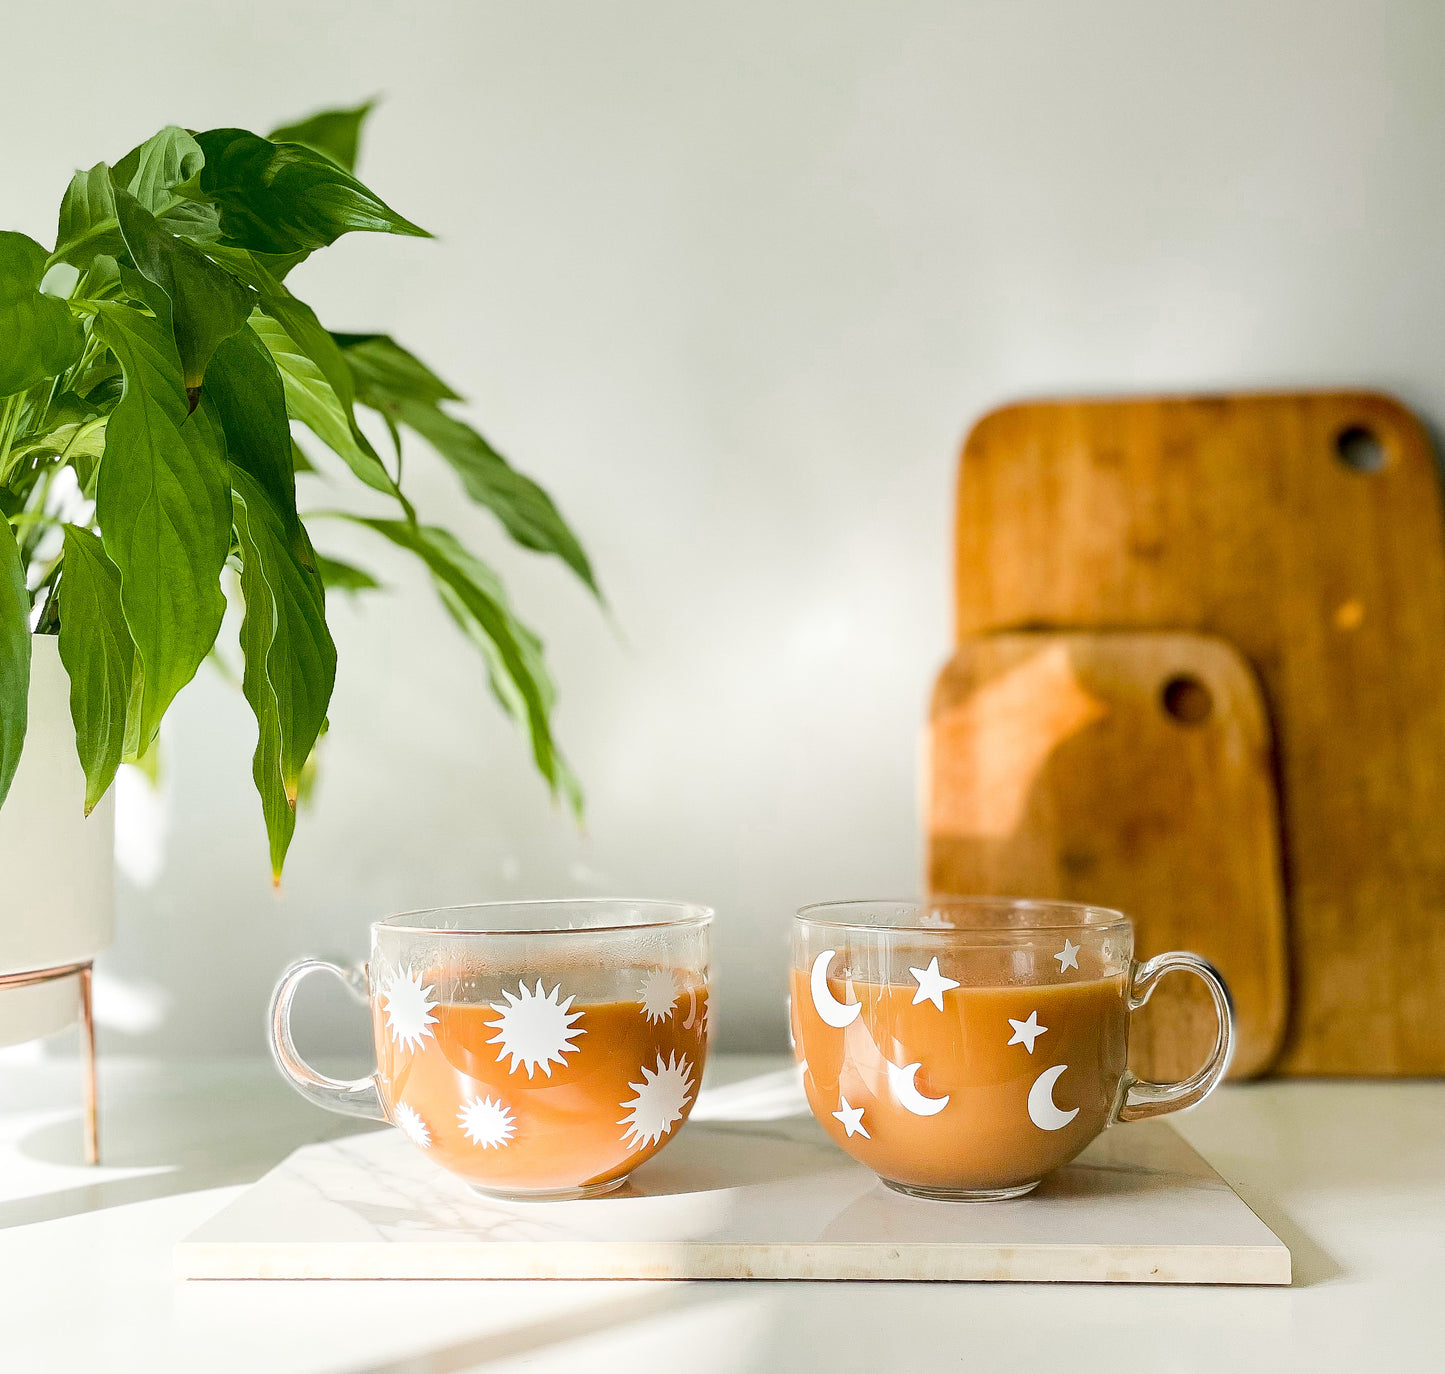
[638,968,680,1024]
[458,1094,517,1149]
[619,1051,695,1150]
[487,979,586,1078]
[392,1101,431,1150]
[382,966,439,1052]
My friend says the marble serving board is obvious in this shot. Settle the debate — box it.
[176,1068,1289,1285]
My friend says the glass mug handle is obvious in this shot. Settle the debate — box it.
[1115,950,1234,1123]
[268,958,387,1121]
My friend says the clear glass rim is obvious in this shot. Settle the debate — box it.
[794,896,1132,936]
[373,897,714,936]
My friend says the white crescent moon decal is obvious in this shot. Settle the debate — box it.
[887,1060,950,1116]
[810,950,861,1028]
[1027,1063,1080,1131]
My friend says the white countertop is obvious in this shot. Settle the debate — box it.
[3,1053,1441,1373]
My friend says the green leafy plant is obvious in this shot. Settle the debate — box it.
[0,102,598,878]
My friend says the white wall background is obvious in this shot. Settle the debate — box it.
[3,0,1443,1058]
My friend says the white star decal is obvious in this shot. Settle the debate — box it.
[1054,939,1081,972]
[1008,1010,1048,1053]
[833,1094,870,1138]
[908,956,960,1011]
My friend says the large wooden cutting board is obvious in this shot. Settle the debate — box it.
[928,631,1288,1081]
[952,392,1445,1075]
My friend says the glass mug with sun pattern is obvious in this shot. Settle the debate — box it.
[270,900,712,1199]
[790,899,1233,1200]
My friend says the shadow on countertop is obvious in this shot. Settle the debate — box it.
[1,1058,367,1230]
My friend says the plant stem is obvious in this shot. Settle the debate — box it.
[25,542,62,622]
[0,394,20,476]
[32,568,62,634]
[58,415,106,467]
[66,331,105,394]
[19,468,56,569]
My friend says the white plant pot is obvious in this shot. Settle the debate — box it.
[0,633,114,1047]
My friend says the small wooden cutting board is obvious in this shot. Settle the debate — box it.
[928,631,1288,1081]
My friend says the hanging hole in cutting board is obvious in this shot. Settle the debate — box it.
[1161,675,1212,725]
[1335,424,1387,473]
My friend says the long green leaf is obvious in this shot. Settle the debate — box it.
[432,577,582,816]
[336,334,597,596]
[187,237,308,283]
[0,232,83,397]
[9,416,108,494]
[116,261,171,320]
[195,128,429,255]
[205,325,298,533]
[54,186,210,276]
[315,554,380,593]
[199,245,406,510]
[53,164,124,268]
[52,129,223,264]
[156,198,223,246]
[113,127,205,214]
[232,465,336,880]
[262,296,398,488]
[93,302,231,751]
[332,333,460,405]
[406,399,597,596]
[267,101,375,173]
[348,518,577,808]
[248,312,401,500]
[114,187,254,398]
[82,253,125,304]
[0,515,29,811]
[57,526,135,812]
[9,418,107,465]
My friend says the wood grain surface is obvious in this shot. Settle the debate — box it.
[950,392,1445,1075]
[928,631,1288,1081]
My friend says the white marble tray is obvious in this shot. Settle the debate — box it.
[176,1069,1289,1285]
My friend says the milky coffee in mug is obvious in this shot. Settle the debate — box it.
[790,899,1232,1200]
[271,899,712,1200]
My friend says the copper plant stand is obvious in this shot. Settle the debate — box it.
[0,960,97,1164]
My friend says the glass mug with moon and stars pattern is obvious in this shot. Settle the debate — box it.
[270,900,712,1200]
[790,898,1233,1200]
